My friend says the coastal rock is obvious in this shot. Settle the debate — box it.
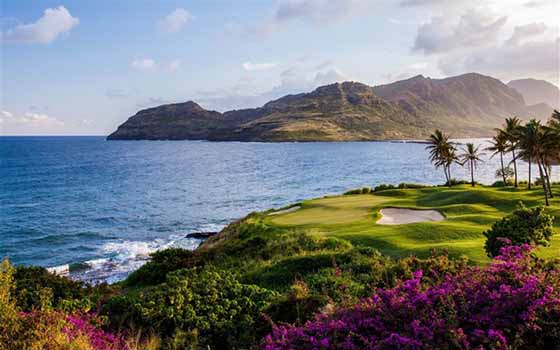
[186,231,218,239]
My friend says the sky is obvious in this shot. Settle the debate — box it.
[1,0,559,135]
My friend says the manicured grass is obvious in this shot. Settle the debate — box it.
[267,185,560,264]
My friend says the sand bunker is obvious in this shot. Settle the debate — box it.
[377,208,444,225]
[269,205,301,216]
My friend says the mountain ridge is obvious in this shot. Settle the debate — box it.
[108,73,554,142]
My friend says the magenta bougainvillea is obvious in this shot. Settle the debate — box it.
[65,313,126,350]
[263,244,560,350]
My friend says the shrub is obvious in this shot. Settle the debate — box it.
[13,265,86,311]
[124,248,198,287]
[443,179,474,186]
[373,184,396,192]
[263,244,560,350]
[495,166,515,183]
[0,259,124,350]
[106,267,277,349]
[484,202,554,257]
[344,187,372,195]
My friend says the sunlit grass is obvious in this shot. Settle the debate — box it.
[267,184,560,264]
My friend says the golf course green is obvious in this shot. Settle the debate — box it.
[266,184,560,264]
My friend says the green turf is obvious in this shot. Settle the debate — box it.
[266,185,560,264]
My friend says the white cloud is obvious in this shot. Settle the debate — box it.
[413,9,507,54]
[242,62,278,71]
[131,58,156,70]
[0,110,65,135]
[1,6,79,44]
[439,37,559,82]
[275,0,371,23]
[158,8,193,34]
[505,22,548,46]
[168,59,182,72]
[198,65,349,111]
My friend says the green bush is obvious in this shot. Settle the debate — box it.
[374,184,396,192]
[344,187,372,195]
[13,266,86,311]
[124,248,200,287]
[106,267,276,349]
[484,202,554,257]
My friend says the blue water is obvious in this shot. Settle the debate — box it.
[0,136,546,282]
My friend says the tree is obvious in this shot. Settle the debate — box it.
[503,117,522,187]
[426,130,457,187]
[483,203,554,257]
[486,132,508,183]
[459,143,484,187]
[517,120,550,205]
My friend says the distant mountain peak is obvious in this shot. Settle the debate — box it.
[108,72,555,142]
[508,78,559,108]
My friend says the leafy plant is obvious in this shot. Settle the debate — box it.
[484,202,554,257]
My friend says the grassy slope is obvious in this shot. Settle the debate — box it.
[267,185,560,264]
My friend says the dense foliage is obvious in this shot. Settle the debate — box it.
[0,259,124,350]
[105,267,276,349]
[263,244,560,350]
[484,203,554,257]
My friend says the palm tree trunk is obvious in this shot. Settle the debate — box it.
[500,152,506,183]
[537,160,550,206]
[471,160,475,187]
[512,149,518,187]
[443,167,449,186]
[447,165,452,187]
[543,161,553,198]
[528,156,532,189]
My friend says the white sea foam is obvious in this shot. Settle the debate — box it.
[50,227,227,284]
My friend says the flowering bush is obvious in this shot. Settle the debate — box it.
[263,244,560,350]
[0,258,125,350]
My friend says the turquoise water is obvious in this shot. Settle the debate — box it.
[0,136,541,282]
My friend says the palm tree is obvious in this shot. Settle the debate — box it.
[503,117,522,187]
[517,119,549,205]
[426,130,457,187]
[459,143,484,187]
[543,110,560,197]
[486,131,508,183]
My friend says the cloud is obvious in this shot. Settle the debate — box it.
[274,0,370,23]
[242,62,278,71]
[0,110,64,130]
[168,59,182,72]
[131,58,156,70]
[198,66,349,111]
[413,9,507,54]
[158,8,193,34]
[1,6,79,44]
[505,22,548,46]
[400,0,446,6]
[439,37,559,82]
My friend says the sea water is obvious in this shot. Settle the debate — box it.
[0,136,547,283]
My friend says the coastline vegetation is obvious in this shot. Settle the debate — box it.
[2,111,560,349]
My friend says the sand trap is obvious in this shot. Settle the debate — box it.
[269,205,301,216]
[377,208,444,225]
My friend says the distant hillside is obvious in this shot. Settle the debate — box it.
[108,73,552,142]
[508,78,559,109]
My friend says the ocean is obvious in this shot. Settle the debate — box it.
[0,136,544,283]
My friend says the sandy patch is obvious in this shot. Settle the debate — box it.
[377,208,444,225]
[269,205,301,216]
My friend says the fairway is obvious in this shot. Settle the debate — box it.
[267,185,560,264]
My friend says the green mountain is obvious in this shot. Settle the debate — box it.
[108,73,551,141]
